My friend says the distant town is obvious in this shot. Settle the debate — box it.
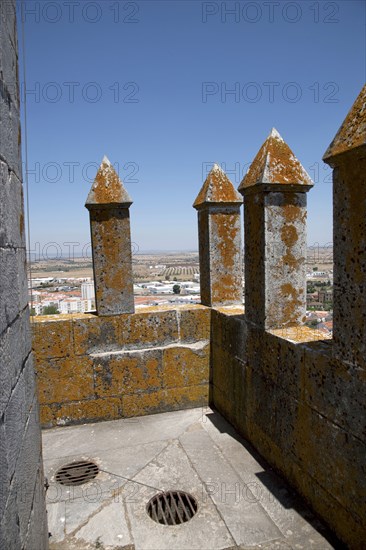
[28,248,333,337]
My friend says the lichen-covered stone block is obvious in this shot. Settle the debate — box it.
[194,165,243,306]
[72,314,119,355]
[94,349,162,397]
[239,129,313,330]
[303,342,366,441]
[32,315,74,360]
[117,309,179,348]
[323,84,366,369]
[162,343,209,388]
[36,356,94,404]
[122,385,209,418]
[85,157,135,315]
[55,397,123,426]
[178,305,211,342]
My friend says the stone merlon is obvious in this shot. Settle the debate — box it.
[323,83,366,164]
[85,156,135,316]
[85,155,133,208]
[193,163,242,209]
[238,128,313,192]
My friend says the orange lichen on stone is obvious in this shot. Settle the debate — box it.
[269,325,331,343]
[162,344,209,388]
[281,224,298,247]
[323,84,366,162]
[193,164,242,208]
[239,128,313,190]
[85,156,132,207]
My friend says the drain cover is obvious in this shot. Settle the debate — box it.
[55,461,99,486]
[147,491,198,525]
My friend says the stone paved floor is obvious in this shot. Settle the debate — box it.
[42,407,343,550]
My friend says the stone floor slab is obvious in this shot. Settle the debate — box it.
[43,407,341,550]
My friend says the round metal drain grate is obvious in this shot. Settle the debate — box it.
[147,490,198,525]
[55,461,99,486]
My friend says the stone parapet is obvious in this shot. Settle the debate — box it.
[32,305,210,427]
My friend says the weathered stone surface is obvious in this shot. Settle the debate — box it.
[194,163,243,207]
[117,308,179,348]
[303,342,366,440]
[211,305,366,547]
[0,309,32,418]
[0,162,25,248]
[3,356,37,481]
[323,85,366,369]
[33,307,210,427]
[41,397,123,428]
[33,314,74,360]
[294,402,366,527]
[325,152,366,368]
[85,155,132,207]
[162,342,209,388]
[72,313,119,355]
[0,86,22,179]
[240,131,312,330]
[239,128,313,189]
[0,246,28,333]
[37,355,94,403]
[323,84,366,162]
[194,165,243,307]
[122,385,209,417]
[0,2,48,546]
[178,305,211,342]
[94,349,162,397]
[85,157,134,315]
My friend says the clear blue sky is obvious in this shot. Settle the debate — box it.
[18,0,365,256]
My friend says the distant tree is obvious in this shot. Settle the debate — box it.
[173,277,177,281]
[165,275,170,281]
[30,307,36,316]
[42,305,59,315]
[173,284,181,294]
[313,267,318,271]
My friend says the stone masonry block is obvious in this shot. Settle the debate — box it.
[0,162,25,248]
[122,385,208,418]
[3,357,37,482]
[0,247,28,333]
[0,477,21,550]
[0,311,32,418]
[36,355,94,404]
[93,349,162,398]
[15,395,43,544]
[162,343,209,388]
[178,305,211,342]
[294,402,366,526]
[260,331,304,400]
[117,309,179,348]
[303,342,366,441]
[72,314,119,355]
[32,316,74,360]
[0,88,22,178]
[54,397,122,426]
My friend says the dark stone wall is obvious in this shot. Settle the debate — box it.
[0,1,48,547]
[211,308,366,549]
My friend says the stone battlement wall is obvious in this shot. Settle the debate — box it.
[31,85,366,549]
[211,308,365,548]
[32,305,210,427]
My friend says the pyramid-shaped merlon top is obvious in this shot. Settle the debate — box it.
[238,128,313,192]
[323,84,366,163]
[193,164,242,209]
[85,156,133,208]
